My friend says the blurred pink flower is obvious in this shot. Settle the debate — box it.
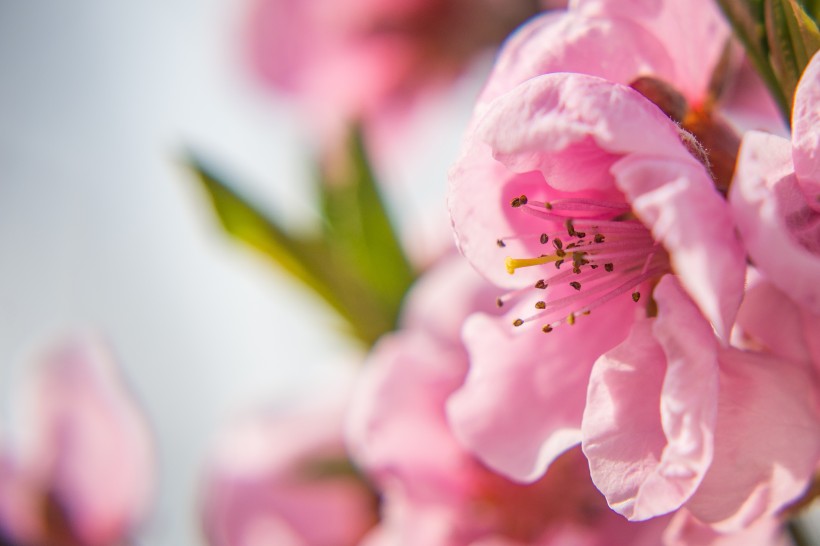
[347,253,669,545]
[245,0,543,137]
[200,400,378,546]
[730,51,820,314]
[0,333,154,546]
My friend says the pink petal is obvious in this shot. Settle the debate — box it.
[730,131,820,313]
[577,0,729,104]
[684,348,820,530]
[477,10,674,111]
[791,50,820,207]
[582,275,718,521]
[611,154,746,340]
[663,509,788,546]
[447,294,636,483]
[26,333,154,546]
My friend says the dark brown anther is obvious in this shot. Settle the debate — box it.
[582,310,591,316]
[566,243,577,250]
[555,248,566,258]
[594,234,605,243]
[590,264,599,269]
[569,281,582,291]
[534,279,547,289]
[572,266,582,274]
[576,231,586,238]
[565,219,576,237]
[542,325,553,333]
[540,233,549,244]
[553,238,563,250]
[496,239,506,248]
[632,291,641,302]
[513,318,524,327]
[544,202,553,210]
[496,297,504,308]
[604,263,614,272]
[519,195,528,205]
[535,301,546,309]
[554,259,564,269]
[511,197,522,208]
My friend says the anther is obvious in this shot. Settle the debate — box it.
[570,281,582,291]
[604,263,614,272]
[535,301,546,309]
[540,233,549,244]
[544,202,553,210]
[555,259,564,269]
[542,325,553,333]
[496,239,506,248]
[534,279,547,289]
[513,318,524,327]
[594,234,606,243]
[553,238,563,250]
[510,195,528,208]
[576,231,586,238]
[632,291,641,302]
[555,248,566,258]
[567,313,576,326]
[496,297,504,308]
[565,220,576,237]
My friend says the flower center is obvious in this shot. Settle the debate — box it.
[497,195,671,332]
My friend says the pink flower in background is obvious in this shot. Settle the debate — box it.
[447,70,745,487]
[245,0,544,137]
[731,51,820,314]
[200,400,378,546]
[347,253,669,545]
[0,333,154,546]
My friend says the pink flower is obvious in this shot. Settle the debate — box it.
[0,332,154,546]
[347,254,669,545]
[582,275,820,528]
[246,0,542,136]
[447,68,746,484]
[200,400,378,546]
[730,51,820,314]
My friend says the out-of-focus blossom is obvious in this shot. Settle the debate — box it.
[347,253,669,545]
[0,333,154,546]
[201,399,378,546]
[731,51,820,314]
[245,0,544,138]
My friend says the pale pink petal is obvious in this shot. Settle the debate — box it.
[576,0,729,104]
[24,333,154,546]
[475,74,693,191]
[734,274,812,362]
[447,293,636,483]
[684,348,820,530]
[791,50,820,207]
[582,275,718,521]
[611,155,746,340]
[477,10,674,110]
[730,131,820,313]
[663,509,788,546]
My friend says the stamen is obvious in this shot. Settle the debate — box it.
[632,291,641,302]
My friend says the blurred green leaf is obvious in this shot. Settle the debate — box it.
[316,128,416,329]
[187,152,414,346]
[765,0,820,109]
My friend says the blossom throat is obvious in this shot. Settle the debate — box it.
[497,194,671,331]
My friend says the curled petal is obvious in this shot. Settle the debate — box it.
[730,131,820,313]
[447,295,635,483]
[582,276,718,521]
[685,348,820,530]
[792,50,820,208]
[611,155,745,340]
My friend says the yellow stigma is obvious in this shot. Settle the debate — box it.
[505,255,561,274]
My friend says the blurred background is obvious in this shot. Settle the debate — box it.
[0,1,480,544]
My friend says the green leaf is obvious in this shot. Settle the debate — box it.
[765,0,820,112]
[186,153,413,345]
[316,127,416,328]
[717,0,791,120]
